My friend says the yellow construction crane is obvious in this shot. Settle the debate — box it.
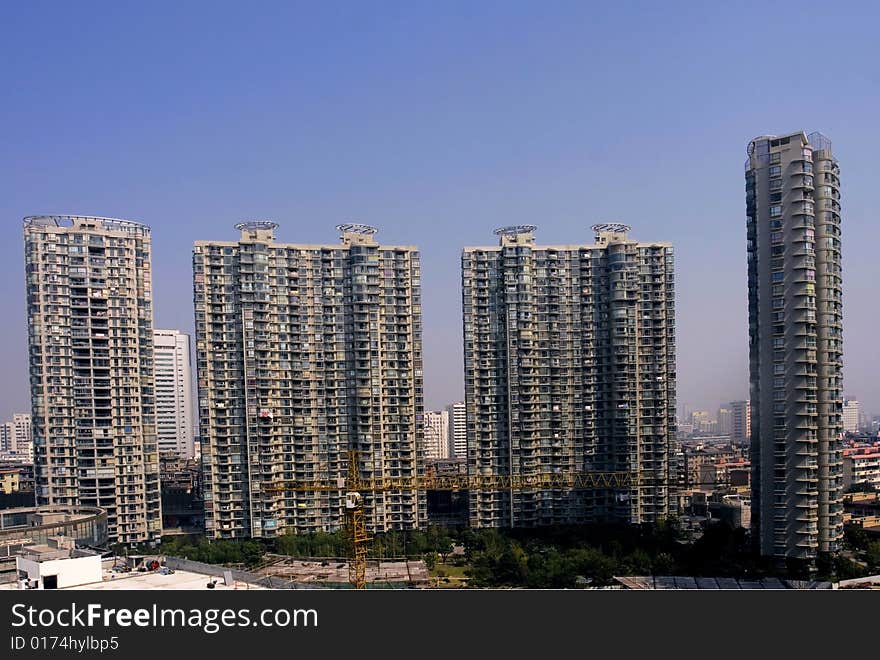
[263,451,637,589]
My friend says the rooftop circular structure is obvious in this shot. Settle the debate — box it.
[493,225,537,236]
[234,221,279,232]
[23,215,150,235]
[0,505,108,548]
[591,223,631,234]
[336,223,378,235]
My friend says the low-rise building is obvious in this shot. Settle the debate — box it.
[843,445,880,490]
[682,444,748,489]
[0,469,21,495]
[15,537,102,590]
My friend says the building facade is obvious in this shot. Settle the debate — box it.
[1,414,33,457]
[194,222,425,538]
[717,407,732,436]
[746,132,844,563]
[23,215,162,545]
[423,410,449,461]
[154,329,195,458]
[843,445,880,491]
[0,423,13,454]
[0,469,22,494]
[462,224,675,527]
[730,400,751,445]
[446,401,466,459]
[842,398,860,434]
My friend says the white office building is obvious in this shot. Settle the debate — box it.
[423,410,449,461]
[842,398,860,434]
[154,330,195,458]
[446,401,466,460]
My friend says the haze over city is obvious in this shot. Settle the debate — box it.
[2,1,879,420]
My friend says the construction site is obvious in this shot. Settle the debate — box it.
[251,555,430,588]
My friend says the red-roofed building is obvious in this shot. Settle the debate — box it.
[843,444,880,490]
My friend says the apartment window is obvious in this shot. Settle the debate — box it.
[769,165,782,176]
[772,272,784,282]
[770,206,782,218]
[770,179,783,191]
[774,364,785,375]
[772,298,784,310]
[770,192,782,203]
[770,153,781,164]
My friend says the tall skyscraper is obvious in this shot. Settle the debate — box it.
[462,224,675,527]
[446,401,466,459]
[423,410,449,461]
[730,400,751,445]
[154,329,195,458]
[717,407,732,436]
[842,397,859,434]
[194,222,425,538]
[746,132,844,564]
[23,215,162,544]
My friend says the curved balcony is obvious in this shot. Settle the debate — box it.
[791,174,814,189]
[795,469,818,483]
[790,258,816,272]
[794,350,818,363]
[795,497,818,509]
[795,440,818,454]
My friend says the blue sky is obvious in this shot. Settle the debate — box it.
[1,1,879,421]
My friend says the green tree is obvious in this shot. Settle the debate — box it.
[864,541,880,568]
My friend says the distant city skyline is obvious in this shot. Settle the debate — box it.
[2,3,879,420]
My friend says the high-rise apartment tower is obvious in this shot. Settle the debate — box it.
[462,224,676,527]
[446,401,466,460]
[842,398,859,434]
[194,222,425,538]
[154,329,195,458]
[730,400,751,445]
[423,410,449,461]
[746,132,844,563]
[24,215,161,544]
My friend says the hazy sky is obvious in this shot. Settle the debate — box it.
[1,2,879,421]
